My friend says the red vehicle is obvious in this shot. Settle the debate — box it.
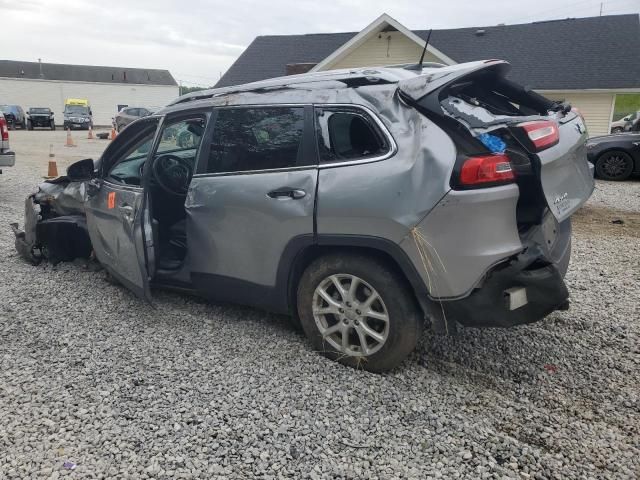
[0,113,16,173]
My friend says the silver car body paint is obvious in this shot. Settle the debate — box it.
[84,181,150,299]
[399,185,523,299]
[154,61,592,299]
[186,169,317,286]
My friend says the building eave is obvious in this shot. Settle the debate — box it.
[310,13,456,72]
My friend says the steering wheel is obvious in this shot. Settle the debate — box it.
[151,154,193,196]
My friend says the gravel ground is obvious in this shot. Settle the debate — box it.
[1,131,639,479]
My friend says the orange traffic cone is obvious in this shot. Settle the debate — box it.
[87,125,94,139]
[110,127,117,140]
[64,128,76,147]
[45,144,59,178]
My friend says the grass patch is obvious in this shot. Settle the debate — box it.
[613,94,640,121]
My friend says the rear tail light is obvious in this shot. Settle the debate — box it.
[456,153,515,188]
[0,116,8,141]
[518,120,559,151]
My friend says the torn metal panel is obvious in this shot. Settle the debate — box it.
[12,177,92,265]
[440,96,543,131]
[397,60,509,101]
[35,178,89,216]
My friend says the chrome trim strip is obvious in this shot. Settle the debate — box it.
[193,165,316,178]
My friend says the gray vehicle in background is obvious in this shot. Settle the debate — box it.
[114,107,153,131]
[13,60,594,372]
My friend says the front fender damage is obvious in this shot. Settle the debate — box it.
[11,177,93,265]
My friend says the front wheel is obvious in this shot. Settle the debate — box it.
[595,150,634,181]
[297,254,423,372]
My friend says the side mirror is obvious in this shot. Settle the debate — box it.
[66,158,96,181]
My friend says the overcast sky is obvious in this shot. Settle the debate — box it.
[2,0,638,86]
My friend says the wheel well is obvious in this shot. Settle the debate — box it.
[286,244,423,320]
[596,148,632,160]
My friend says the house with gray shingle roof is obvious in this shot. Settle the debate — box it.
[217,13,640,136]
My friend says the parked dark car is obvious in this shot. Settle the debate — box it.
[26,107,56,130]
[114,107,153,131]
[586,133,640,180]
[0,105,26,129]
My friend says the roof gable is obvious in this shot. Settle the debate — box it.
[216,14,640,90]
[309,13,454,72]
[0,60,178,86]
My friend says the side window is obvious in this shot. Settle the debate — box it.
[157,117,206,154]
[105,119,159,185]
[315,108,389,163]
[206,107,304,174]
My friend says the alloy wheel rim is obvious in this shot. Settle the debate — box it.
[312,274,389,357]
[603,155,627,177]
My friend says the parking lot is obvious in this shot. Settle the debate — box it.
[1,130,639,479]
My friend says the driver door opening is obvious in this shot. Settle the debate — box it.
[148,116,206,274]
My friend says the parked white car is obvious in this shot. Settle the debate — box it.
[610,111,639,133]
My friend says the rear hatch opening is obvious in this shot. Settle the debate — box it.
[399,61,594,232]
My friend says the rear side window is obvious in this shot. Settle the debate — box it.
[315,108,389,163]
[206,107,304,174]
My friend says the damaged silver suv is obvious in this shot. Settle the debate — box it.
[13,60,594,372]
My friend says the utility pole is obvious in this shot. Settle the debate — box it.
[38,58,43,78]
[600,2,603,16]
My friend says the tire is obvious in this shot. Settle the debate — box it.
[595,150,634,181]
[611,127,623,134]
[297,253,423,372]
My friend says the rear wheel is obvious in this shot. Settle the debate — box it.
[297,254,423,372]
[595,150,634,181]
[611,127,624,134]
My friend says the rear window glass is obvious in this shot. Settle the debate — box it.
[315,108,389,163]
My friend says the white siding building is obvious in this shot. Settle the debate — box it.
[0,60,179,126]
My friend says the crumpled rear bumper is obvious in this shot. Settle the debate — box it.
[442,246,569,328]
